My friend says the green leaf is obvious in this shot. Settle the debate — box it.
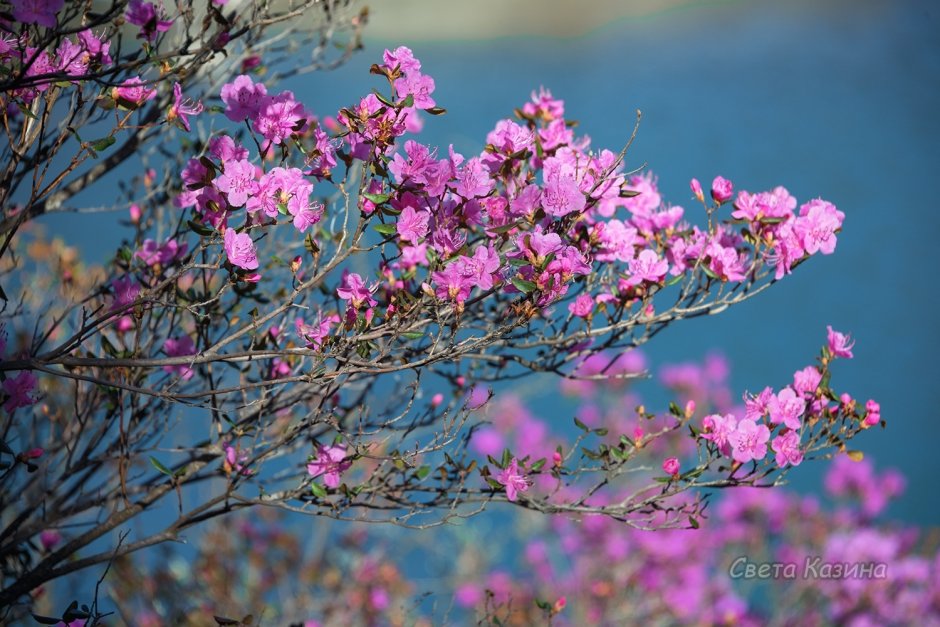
[574,417,589,431]
[149,456,174,477]
[362,192,391,205]
[511,277,537,293]
[668,401,682,417]
[399,94,415,108]
[310,482,328,498]
[415,465,431,480]
[372,90,395,107]
[373,223,396,236]
[529,458,547,472]
[425,106,447,115]
[593,427,608,436]
[401,331,424,340]
[666,273,684,286]
[188,219,215,236]
[500,448,511,468]
[689,516,700,529]
[89,136,116,152]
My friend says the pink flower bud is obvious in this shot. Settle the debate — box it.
[552,451,563,467]
[553,596,567,613]
[456,376,465,387]
[290,255,303,274]
[711,176,734,203]
[863,399,881,426]
[129,204,142,223]
[684,400,696,419]
[690,178,704,202]
[431,393,444,407]
[39,530,60,551]
[662,457,680,477]
[25,447,43,459]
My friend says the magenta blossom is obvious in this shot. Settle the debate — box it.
[168,82,203,132]
[336,272,377,309]
[214,159,257,208]
[772,430,804,467]
[827,325,855,359]
[11,0,64,28]
[295,313,339,350]
[625,249,669,286]
[126,0,173,42]
[662,457,680,477]
[495,458,529,502]
[568,293,594,318]
[396,205,430,243]
[728,419,770,463]
[768,387,806,431]
[113,77,156,106]
[220,75,268,122]
[710,176,734,203]
[3,371,38,412]
[702,413,737,456]
[223,228,259,271]
[163,335,196,380]
[39,529,61,551]
[307,445,352,489]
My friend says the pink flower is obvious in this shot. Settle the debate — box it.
[456,245,501,291]
[495,458,529,502]
[827,325,855,359]
[336,273,377,309]
[39,529,61,551]
[772,430,804,467]
[255,91,307,146]
[701,413,737,455]
[126,0,173,42]
[864,399,881,427]
[793,198,844,255]
[223,228,259,271]
[110,275,140,311]
[220,75,268,123]
[728,419,770,463]
[11,0,64,28]
[3,371,38,412]
[768,387,805,430]
[295,313,339,350]
[690,178,704,202]
[431,263,473,304]
[214,159,257,208]
[306,445,352,488]
[710,176,734,203]
[541,165,586,218]
[792,365,822,396]
[568,293,594,318]
[662,457,680,477]
[168,82,203,132]
[624,249,669,286]
[163,335,196,380]
[113,77,156,106]
[223,443,252,476]
[743,386,774,421]
[383,46,421,73]
[396,205,430,243]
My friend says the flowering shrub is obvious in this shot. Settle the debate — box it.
[0,0,896,623]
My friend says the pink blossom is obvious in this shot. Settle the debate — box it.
[864,399,881,427]
[690,178,704,202]
[125,0,173,42]
[662,457,680,477]
[11,0,64,28]
[772,430,804,467]
[728,419,770,463]
[624,249,669,286]
[793,365,822,396]
[793,198,844,255]
[113,77,156,106]
[3,371,38,412]
[110,275,140,311]
[827,325,855,359]
[163,335,196,380]
[396,205,430,243]
[223,443,252,476]
[768,387,805,430]
[710,176,734,203]
[768,222,806,280]
[569,293,594,318]
[223,228,259,271]
[220,75,268,123]
[394,71,436,109]
[701,413,737,455]
[337,272,377,309]
[39,529,60,551]
[495,458,529,502]
[541,163,586,217]
[383,46,421,73]
[295,313,339,350]
[456,244,501,291]
[77,29,112,66]
[431,263,473,304]
[255,91,307,146]
[214,159,257,208]
[306,445,352,489]
[168,82,203,132]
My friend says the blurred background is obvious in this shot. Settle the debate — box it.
[294,0,940,523]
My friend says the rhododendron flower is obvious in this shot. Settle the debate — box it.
[135,237,187,268]
[569,293,594,318]
[457,244,501,291]
[223,443,252,476]
[39,529,60,551]
[383,46,421,73]
[223,228,259,270]
[295,313,339,350]
[827,325,855,359]
[396,205,430,242]
[168,82,203,132]
[255,91,307,146]
[113,77,156,106]
[624,249,669,286]
[711,176,734,203]
[768,387,805,430]
[110,275,140,311]
[163,335,196,380]
[221,75,268,122]
[432,263,473,304]
[3,371,38,412]
[337,273,377,309]
[126,0,173,42]
[662,457,680,477]
[11,0,64,28]
[702,413,737,455]
[77,28,112,66]
[792,365,822,396]
[495,458,529,502]
[772,430,804,467]
[214,159,257,208]
[864,399,881,427]
[690,178,704,201]
[307,445,352,488]
[793,198,844,255]
[728,419,770,463]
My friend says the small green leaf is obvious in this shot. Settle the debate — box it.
[574,417,589,431]
[401,331,424,340]
[511,277,537,293]
[372,90,395,107]
[373,223,396,236]
[149,456,174,477]
[666,273,684,286]
[425,106,447,115]
[689,516,700,529]
[593,427,608,436]
[89,136,116,152]
[311,482,328,498]
[415,465,431,480]
[188,219,215,236]
[362,192,391,205]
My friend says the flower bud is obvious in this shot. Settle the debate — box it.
[662,457,680,477]
[711,176,733,203]
[690,178,704,202]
